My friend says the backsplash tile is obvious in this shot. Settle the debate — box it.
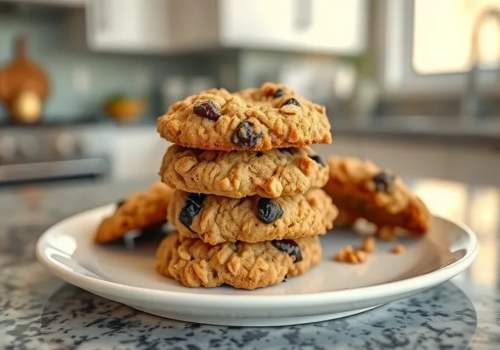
[0,6,213,123]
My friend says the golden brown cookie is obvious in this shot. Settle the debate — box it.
[168,189,337,245]
[156,232,321,290]
[160,145,329,198]
[157,82,332,151]
[324,156,430,235]
[95,182,174,243]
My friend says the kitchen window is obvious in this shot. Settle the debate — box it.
[413,0,500,75]
[379,0,500,95]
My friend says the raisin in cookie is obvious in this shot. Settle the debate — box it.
[168,189,337,245]
[324,156,430,235]
[156,232,321,289]
[157,82,332,151]
[160,145,329,198]
[95,182,173,243]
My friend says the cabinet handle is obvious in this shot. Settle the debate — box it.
[96,0,110,33]
[293,0,312,31]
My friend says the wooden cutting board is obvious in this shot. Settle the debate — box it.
[0,37,49,119]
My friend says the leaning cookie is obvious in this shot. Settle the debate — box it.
[95,182,174,243]
[156,232,321,290]
[160,145,329,198]
[157,82,332,151]
[168,189,337,245]
[324,156,430,235]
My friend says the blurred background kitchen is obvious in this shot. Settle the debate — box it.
[3,2,500,346]
[0,0,499,190]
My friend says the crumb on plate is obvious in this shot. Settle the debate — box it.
[390,244,406,255]
[334,245,367,264]
[361,236,376,253]
[376,226,397,241]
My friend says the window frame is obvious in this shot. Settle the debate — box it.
[378,0,498,97]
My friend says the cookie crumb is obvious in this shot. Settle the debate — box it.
[361,236,376,253]
[390,244,406,255]
[334,245,367,264]
[377,226,397,241]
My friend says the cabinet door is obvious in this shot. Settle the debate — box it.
[219,0,366,54]
[86,0,169,52]
[4,0,85,6]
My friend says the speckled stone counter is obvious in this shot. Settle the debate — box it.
[1,179,499,349]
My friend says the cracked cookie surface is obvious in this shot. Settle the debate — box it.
[156,232,321,289]
[168,189,337,245]
[323,156,430,235]
[157,82,332,151]
[160,145,329,198]
[95,182,174,243]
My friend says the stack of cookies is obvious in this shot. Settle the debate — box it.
[155,82,338,290]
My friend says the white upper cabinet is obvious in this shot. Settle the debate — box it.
[5,0,85,6]
[86,0,170,52]
[220,0,366,54]
[85,0,366,54]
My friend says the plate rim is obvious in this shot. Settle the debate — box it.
[36,205,479,308]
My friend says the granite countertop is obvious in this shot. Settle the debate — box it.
[1,178,499,349]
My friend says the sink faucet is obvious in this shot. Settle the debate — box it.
[461,7,500,124]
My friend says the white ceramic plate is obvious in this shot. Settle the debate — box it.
[36,205,478,326]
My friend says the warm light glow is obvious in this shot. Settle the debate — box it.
[470,188,500,237]
[414,180,499,286]
[413,179,468,222]
[413,0,500,74]
[468,188,499,286]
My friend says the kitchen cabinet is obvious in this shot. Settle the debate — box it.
[219,0,366,53]
[86,0,170,52]
[85,0,366,54]
[3,0,85,6]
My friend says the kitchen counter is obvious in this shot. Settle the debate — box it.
[334,116,500,148]
[1,178,499,349]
